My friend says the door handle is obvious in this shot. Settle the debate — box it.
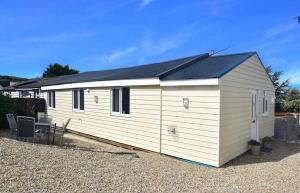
[252,120,255,123]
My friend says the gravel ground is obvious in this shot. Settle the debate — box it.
[0,131,299,193]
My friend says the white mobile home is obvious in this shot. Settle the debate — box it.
[41,52,275,167]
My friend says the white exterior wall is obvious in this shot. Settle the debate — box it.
[44,86,161,152]
[4,90,36,98]
[42,54,275,167]
[44,85,221,166]
[6,91,19,98]
[219,54,275,165]
[161,86,220,166]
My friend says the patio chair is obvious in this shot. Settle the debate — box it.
[17,116,35,142]
[52,118,71,146]
[37,112,52,123]
[6,114,17,135]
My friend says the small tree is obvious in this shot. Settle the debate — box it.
[283,88,300,113]
[265,65,290,111]
[43,63,79,78]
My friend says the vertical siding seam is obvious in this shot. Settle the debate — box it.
[218,84,221,167]
[159,87,162,153]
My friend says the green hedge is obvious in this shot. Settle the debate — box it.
[0,94,16,128]
[0,94,46,129]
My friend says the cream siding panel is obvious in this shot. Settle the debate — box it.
[44,86,161,152]
[219,54,275,166]
[161,86,220,167]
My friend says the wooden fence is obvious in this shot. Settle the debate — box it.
[275,112,300,117]
[274,114,300,141]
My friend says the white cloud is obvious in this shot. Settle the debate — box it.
[141,33,189,56]
[106,46,137,63]
[283,69,300,85]
[140,23,208,56]
[265,22,297,39]
[75,46,137,68]
[263,57,286,68]
[76,23,209,68]
[138,0,154,10]
[13,30,98,44]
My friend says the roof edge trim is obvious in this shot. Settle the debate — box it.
[41,78,160,90]
[41,78,220,90]
[160,78,219,87]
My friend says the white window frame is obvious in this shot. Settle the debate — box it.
[48,91,55,109]
[111,87,130,117]
[72,89,84,112]
[262,91,269,116]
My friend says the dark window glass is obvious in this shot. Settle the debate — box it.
[73,90,78,109]
[48,91,52,107]
[122,87,130,114]
[80,89,84,110]
[112,89,119,112]
[263,97,265,113]
[53,91,56,108]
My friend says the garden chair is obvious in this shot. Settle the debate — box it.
[37,112,52,123]
[6,114,17,135]
[17,116,35,142]
[52,118,71,146]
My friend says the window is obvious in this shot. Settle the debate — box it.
[111,87,130,115]
[73,89,84,111]
[48,91,55,108]
[20,91,31,98]
[34,90,40,98]
[263,91,268,115]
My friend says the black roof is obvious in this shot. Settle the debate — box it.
[42,52,255,86]
[16,79,44,89]
[2,78,41,91]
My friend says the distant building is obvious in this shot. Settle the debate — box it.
[2,79,43,98]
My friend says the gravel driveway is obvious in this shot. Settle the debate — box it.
[0,132,299,193]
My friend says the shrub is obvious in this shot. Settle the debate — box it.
[283,99,300,113]
[248,140,261,146]
[0,94,16,128]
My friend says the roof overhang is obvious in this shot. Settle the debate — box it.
[41,78,161,91]
[41,78,219,90]
[16,88,39,91]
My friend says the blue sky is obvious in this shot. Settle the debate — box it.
[0,0,299,88]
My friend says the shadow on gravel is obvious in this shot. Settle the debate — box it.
[222,139,300,167]
[2,128,298,167]
[63,146,140,158]
[0,128,11,138]
[0,128,139,158]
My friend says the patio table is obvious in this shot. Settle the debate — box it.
[35,122,52,144]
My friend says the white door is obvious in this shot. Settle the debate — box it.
[251,90,258,140]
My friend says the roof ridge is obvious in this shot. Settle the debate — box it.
[77,54,204,75]
[157,53,210,79]
[211,51,256,58]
